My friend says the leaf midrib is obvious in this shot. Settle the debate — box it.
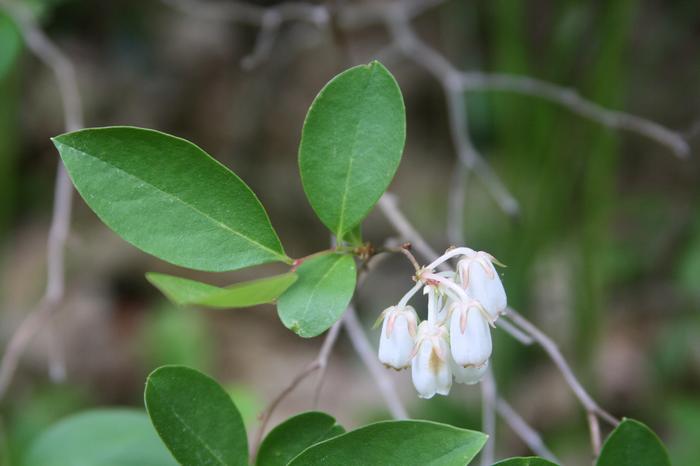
[58,141,288,263]
[335,66,376,237]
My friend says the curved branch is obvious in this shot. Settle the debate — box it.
[0,0,82,400]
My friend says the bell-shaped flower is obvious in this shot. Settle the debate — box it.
[450,301,492,368]
[377,305,418,370]
[411,321,452,398]
[457,251,506,319]
[450,357,489,385]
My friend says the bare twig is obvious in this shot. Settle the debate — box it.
[383,9,520,218]
[250,320,342,460]
[503,308,620,447]
[461,72,690,159]
[496,397,560,463]
[495,318,534,345]
[342,306,409,420]
[480,367,497,466]
[0,0,82,400]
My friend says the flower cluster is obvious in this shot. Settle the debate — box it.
[377,247,507,398]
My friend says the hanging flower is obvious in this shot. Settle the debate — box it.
[375,245,507,398]
[456,251,507,319]
[411,321,452,398]
[377,305,418,370]
[449,300,493,368]
[451,357,489,385]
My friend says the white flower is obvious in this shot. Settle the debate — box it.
[457,251,506,319]
[423,283,451,325]
[411,321,452,398]
[451,357,489,385]
[449,301,492,368]
[377,306,418,370]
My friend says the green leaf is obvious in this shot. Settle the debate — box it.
[596,418,670,466]
[277,253,356,337]
[288,420,487,466]
[256,411,344,466]
[145,365,248,466]
[23,409,177,466]
[299,61,405,237]
[492,457,559,466]
[53,127,289,272]
[146,272,297,308]
[341,224,363,247]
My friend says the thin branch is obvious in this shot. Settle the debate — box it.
[496,397,560,463]
[494,317,533,345]
[342,306,409,420]
[480,367,497,466]
[383,8,520,218]
[0,0,82,400]
[461,72,690,159]
[503,309,619,432]
[250,320,342,460]
[240,9,283,71]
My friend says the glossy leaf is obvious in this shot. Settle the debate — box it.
[146,272,297,308]
[23,409,177,466]
[145,365,248,466]
[277,253,356,337]
[53,127,289,272]
[288,420,487,466]
[596,418,670,466]
[492,457,559,466]
[299,61,405,237]
[256,411,344,466]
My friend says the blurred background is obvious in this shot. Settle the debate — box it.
[1,0,699,465]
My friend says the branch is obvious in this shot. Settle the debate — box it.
[0,0,82,400]
[503,308,619,454]
[461,72,690,159]
[383,8,520,218]
[480,367,497,466]
[250,319,342,460]
[342,305,409,420]
[496,397,560,463]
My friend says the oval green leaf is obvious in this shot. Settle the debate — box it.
[146,272,297,308]
[23,409,177,466]
[256,411,345,466]
[596,418,670,466]
[277,253,356,337]
[299,61,405,237]
[53,127,289,272]
[145,365,248,466]
[492,457,559,466]
[288,420,487,466]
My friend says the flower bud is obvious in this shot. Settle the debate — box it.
[457,252,506,319]
[411,321,452,398]
[378,306,418,370]
[450,302,492,368]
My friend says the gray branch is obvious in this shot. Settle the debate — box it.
[0,0,82,400]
